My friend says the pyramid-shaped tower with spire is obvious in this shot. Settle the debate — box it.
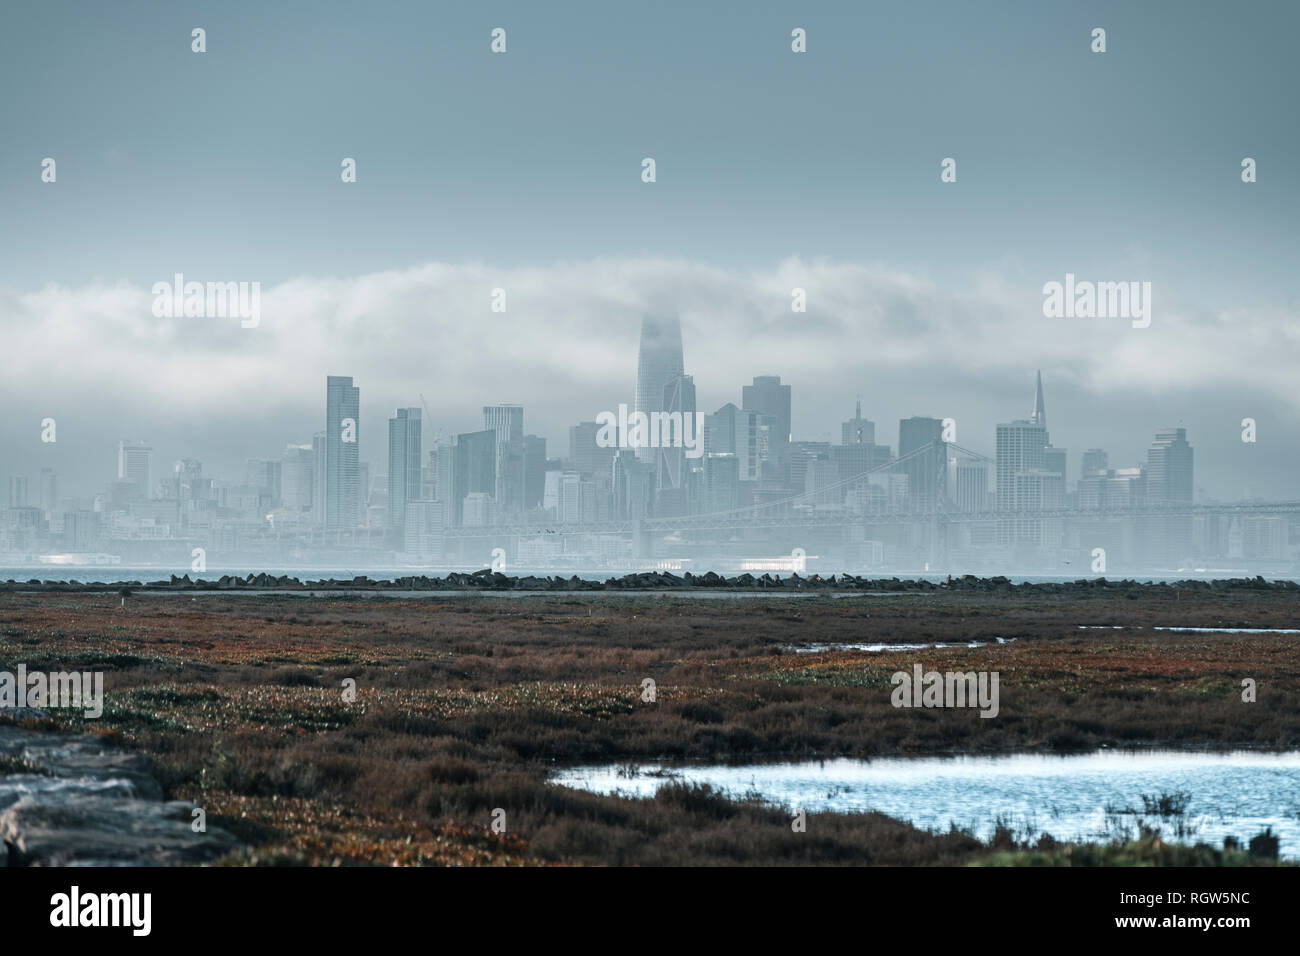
[1030,369,1046,427]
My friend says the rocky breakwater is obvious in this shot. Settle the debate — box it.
[2,570,1298,595]
[0,717,236,866]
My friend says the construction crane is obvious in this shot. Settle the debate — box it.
[419,394,442,448]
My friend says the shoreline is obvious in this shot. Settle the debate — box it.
[3,571,1298,595]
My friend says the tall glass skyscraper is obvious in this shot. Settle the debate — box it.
[325,375,360,532]
[633,316,684,464]
[899,416,945,512]
[742,375,791,465]
[117,440,152,499]
[1147,428,1193,503]
[482,404,524,507]
[387,407,422,548]
[658,373,696,494]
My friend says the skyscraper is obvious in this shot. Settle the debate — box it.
[311,431,327,525]
[570,421,614,478]
[995,371,1052,542]
[482,404,524,505]
[38,468,57,516]
[899,416,946,511]
[705,403,761,481]
[633,316,684,464]
[1081,449,1109,480]
[449,429,496,526]
[1147,428,1193,503]
[387,408,422,548]
[117,441,152,499]
[996,372,1051,509]
[742,375,791,465]
[1145,428,1194,564]
[1030,369,1047,427]
[7,476,28,510]
[281,444,314,513]
[324,376,361,531]
[842,399,875,446]
[523,435,547,510]
[658,373,697,493]
[245,459,282,502]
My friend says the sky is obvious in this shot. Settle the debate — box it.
[1,0,1297,500]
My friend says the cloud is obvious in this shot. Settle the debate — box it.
[6,257,1296,411]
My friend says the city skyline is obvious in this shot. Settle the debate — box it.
[1,336,1256,506]
[4,348,1265,577]
[5,355,1215,496]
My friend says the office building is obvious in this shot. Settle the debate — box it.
[742,375,791,465]
[842,399,875,446]
[117,441,153,499]
[387,408,423,548]
[324,376,361,531]
[633,316,685,464]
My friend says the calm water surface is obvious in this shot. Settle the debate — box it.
[551,751,1300,855]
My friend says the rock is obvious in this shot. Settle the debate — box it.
[1,793,235,866]
[0,722,236,866]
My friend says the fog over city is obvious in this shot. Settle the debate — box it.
[4,256,1300,501]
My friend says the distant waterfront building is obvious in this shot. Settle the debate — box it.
[387,408,423,549]
[1147,428,1194,503]
[38,468,57,516]
[633,316,685,465]
[281,444,314,513]
[171,458,205,502]
[996,373,1051,512]
[996,371,1053,542]
[523,435,547,510]
[803,455,840,509]
[612,450,655,521]
[1043,446,1068,487]
[705,403,761,481]
[788,440,832,490]
[6,476,28,510]
[742,375,791,465]
[1078,466,1146,510]
[1144,427,1195,565]
[569,422,607,477]
[658,373,697,493]
[324,376,361,531]
[483,404,524,506]
[448,429,496,526]
[898,416,946,512]
[462,491,494,528]
[948,456,988,513]
[311,431,327,525]
[842,399,875,446]
[703,453,741,513]
[244,459,282,503]
[403,499,444,560]
[1081,449,1109,480]
[117,441,153,499]
[830,443,871,489]
[359,464,372,524]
